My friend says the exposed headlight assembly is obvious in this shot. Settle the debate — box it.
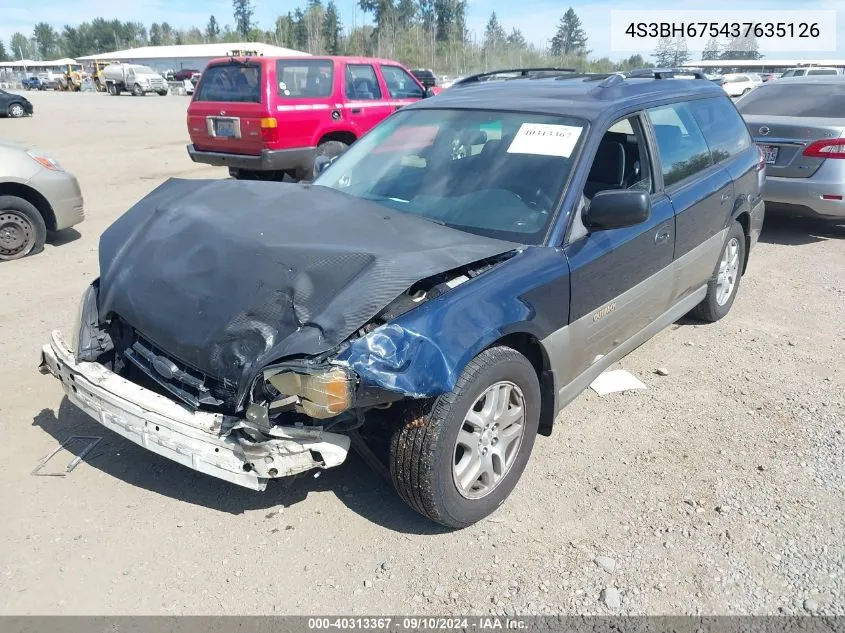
[264,367,354,419]
[72,282,113,363]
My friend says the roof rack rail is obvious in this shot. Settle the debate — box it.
[625,67,708,80]
[453,67,578,86]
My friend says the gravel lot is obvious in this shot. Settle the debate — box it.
[0,90,843,616]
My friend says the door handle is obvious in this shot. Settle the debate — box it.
[654,229,671,244]
[351,108,362,114]
[720,193,731,204]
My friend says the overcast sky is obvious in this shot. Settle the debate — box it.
[2,0,843,60]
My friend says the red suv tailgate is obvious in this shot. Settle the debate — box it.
[188,61,268,156]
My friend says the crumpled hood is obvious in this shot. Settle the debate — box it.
[97,178,517,397]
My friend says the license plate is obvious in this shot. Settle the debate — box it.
[759,144,778,164]
[213,118,238,138]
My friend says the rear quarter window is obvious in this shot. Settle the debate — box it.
[737,83,845,117]
[688,97,751,163]
[195,63,261,103]
[276,59,334,98]
[647,102,714,188]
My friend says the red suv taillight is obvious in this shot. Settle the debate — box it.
[802,138,845,159]
[260,117,278,142]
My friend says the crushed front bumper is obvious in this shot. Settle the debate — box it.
[39,330,350,491]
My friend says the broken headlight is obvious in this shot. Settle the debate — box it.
[71,284,96,360]
[72,281,113,363]
[263,366,354,420]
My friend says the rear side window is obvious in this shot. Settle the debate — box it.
[276,59,333,98]
[195,63,261,103]
[737,83,845,117]
[345,64,382,100]
[807,69,838,75]
[647,103,713,188]
[381,65,425,99]
[688,97,751,163]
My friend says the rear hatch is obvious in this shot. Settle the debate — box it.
[737,82,845,178]
[187,60,269,156]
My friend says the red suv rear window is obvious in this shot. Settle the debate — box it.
[277,59,334,98]
[195,62,262,103]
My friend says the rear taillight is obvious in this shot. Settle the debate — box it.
[803,138,845,159]
[260,117,278,142]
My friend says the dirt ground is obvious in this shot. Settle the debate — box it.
[0,90,843,616]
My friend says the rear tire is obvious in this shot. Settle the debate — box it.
[0,196,47,261]
[389,345,541,529]
[316,140,349,161]
[691,221,746,323]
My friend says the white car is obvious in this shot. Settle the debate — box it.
[722,73,758,97]
[779,66,843,78]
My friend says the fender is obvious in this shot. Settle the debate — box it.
[334,247,571,398]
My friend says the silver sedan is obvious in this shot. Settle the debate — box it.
[0,142,84,261]
[737,76,845,221]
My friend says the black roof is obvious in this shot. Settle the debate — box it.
[407,72,725,121]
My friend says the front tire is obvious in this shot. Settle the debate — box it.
[691,221,746,322]
[157,90,168,96]
[8,103,26,118]
[390,345,541,529]
[132,83,144,97]
[0,196,47,261]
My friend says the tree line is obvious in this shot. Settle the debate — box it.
[0,2,756,76]
[651,34,763,68]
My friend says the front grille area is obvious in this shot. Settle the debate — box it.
[121,331,237,411]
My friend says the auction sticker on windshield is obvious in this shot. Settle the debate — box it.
[507,123,583,158]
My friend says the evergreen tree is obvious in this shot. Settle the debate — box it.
[721,35,762,60]
[322,1,343,54]
[233,0,255,38]
[701,37,720,61]
[0,40,8,62]
[149,23,162,46]
[549,7,589,57]
[651,36,675,67]
[483,12,506,56]
[206,16,220,42]
[10,32,30,59]
[33,23,59,59]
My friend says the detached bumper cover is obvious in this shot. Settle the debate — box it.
[39,330,350,491]
[187,144,315,173]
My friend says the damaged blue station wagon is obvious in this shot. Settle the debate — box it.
[40,68,766,528]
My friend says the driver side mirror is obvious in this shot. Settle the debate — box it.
[424,86,436,98]
[583,189,651,231]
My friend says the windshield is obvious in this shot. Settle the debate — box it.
[737,82,845,117]
[195,62,261,103]
[314,109,586,244]
[134,65,156,74]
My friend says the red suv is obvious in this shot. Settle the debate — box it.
[187,56,431,180]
